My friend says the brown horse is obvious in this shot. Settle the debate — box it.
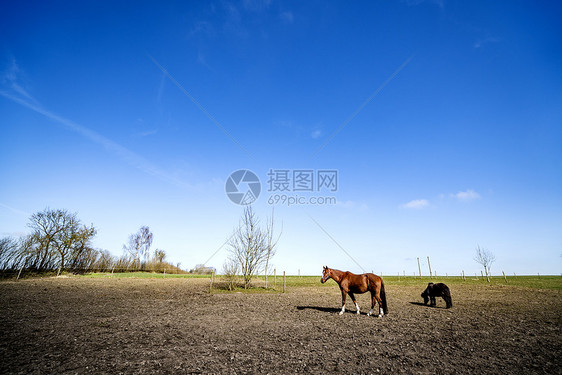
[321,266,388,317]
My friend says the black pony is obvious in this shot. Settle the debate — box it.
[421,282,452,308]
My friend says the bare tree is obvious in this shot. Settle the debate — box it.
[54,216,80,275]
[264,209,282,288]
[222,258,239,291]
[0,237,17,270]
[67,225,97,271]
[93,250,114,271]
[28,208,76,271]
[154,249,166,271]
[154,249,166,264]
[25,208,97,274]
[123,226,153,271]
[474,245,496,282]
[227,206,280,289]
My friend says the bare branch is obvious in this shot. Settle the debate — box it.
[474,245,496,282]
[227,206,281,289]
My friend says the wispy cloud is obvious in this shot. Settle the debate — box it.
[1,58,35,103]
[1,59,195,189]
[148,54,252,159]
[136,129,158,137]
[401,199,429,209]
[243,0,272,12]
[452,189,480,201]
[0,202,30,217]
[311,129,322,139]
[189,21,215,38]
[279,11,294,23]
[0,87,192,189]
[404,0,444,9]
[312,54,415,158]
[336,200,368,211]
[156,72,166,103]
[1,231,27,237]
[474,36,501,49]
[196,51,213,70]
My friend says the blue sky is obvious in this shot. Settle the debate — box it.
[1,1,561,275]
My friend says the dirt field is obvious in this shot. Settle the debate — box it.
[1,276,560,374]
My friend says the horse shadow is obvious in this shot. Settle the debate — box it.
[297,305,341,314]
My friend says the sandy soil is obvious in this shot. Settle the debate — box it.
[0,277,560,374]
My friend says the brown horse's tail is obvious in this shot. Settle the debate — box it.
[380,281,388,314]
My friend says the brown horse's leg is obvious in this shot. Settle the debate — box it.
[348,292,360,314]
[339,288,347,315]
[367,283,384,317]
[367,291,376,316]
[374,292,384,317]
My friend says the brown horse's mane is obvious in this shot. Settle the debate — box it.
[326,267,346,282]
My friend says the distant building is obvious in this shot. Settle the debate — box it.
[191,264,215,274]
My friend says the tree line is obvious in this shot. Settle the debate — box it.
[0,208,183,276]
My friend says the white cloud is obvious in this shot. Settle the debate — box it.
[311,129,322,139]
[401,199,429,209]
[452,189,480,201]
[336,200,368,211]
[279,11,294,23]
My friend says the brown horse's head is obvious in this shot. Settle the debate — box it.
[321,266,331,283]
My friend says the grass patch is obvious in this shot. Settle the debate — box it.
[81,272,211,279]
[251,275,562,290]
[77,273,562,290]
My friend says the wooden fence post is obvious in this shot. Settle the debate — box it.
[462,270,465,281]
[427,256,432,280]
[502,271,507,283]
[16,265,24,281]
[417,257,422,279]
[209,270,215,293]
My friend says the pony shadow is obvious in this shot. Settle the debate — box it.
[297,306,341,314]
[409,301,446,309]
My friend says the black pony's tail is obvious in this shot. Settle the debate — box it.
[380,281,388,314]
